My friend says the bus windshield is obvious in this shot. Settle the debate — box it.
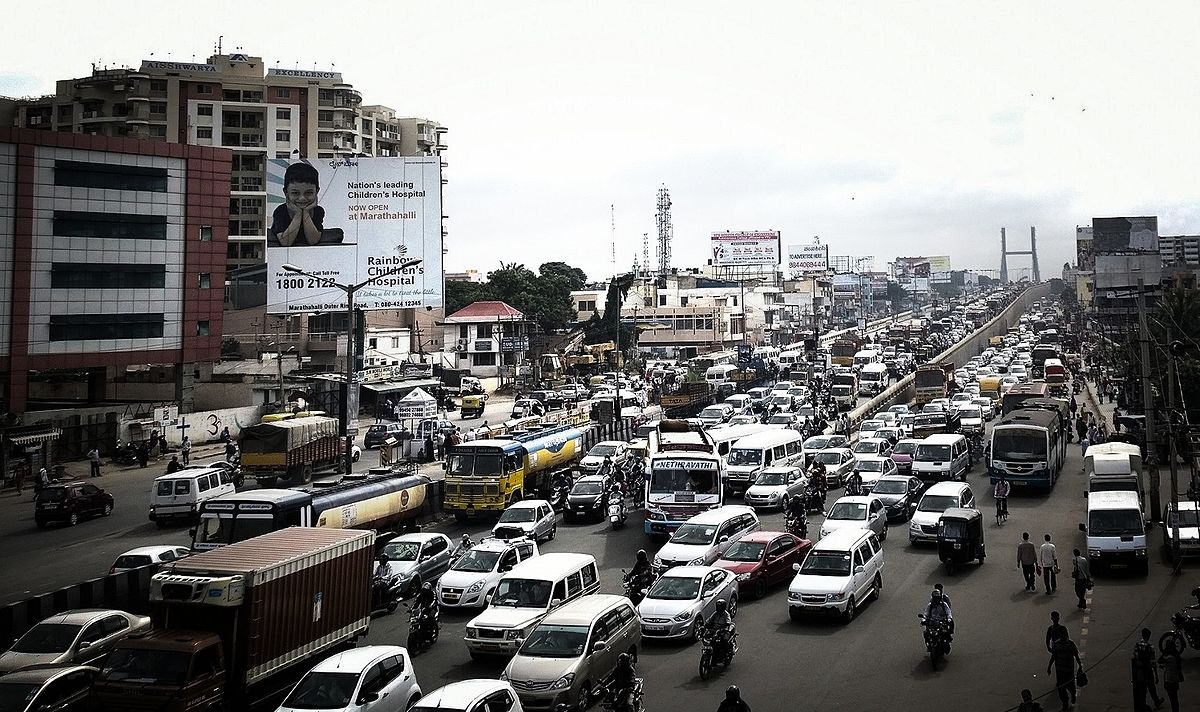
[992,429,1047,462]
[649,462,718,496]
[194,514,274,547]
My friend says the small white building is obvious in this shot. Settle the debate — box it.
[442,301,529,378]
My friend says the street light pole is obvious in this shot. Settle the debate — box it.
[283,259,423,475]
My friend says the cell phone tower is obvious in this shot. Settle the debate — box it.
[656,184,673,273]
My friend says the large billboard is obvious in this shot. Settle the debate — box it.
[787,243,829,275]
[1076,226,1094,271]
[265,157,443,314]
[710,231,781,266]
[1092,216,1158,253]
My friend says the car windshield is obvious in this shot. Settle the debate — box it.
[816,452,843,465]
[804,437,830,450]
[959,407,982,419]
[722,541,766,562]
[827,436,847,447]
[0,683,39,711]
[800,551,851,576]
[102,649,191,685]
[571,482,603,496]
[872,480,908,494]
[827,502,867,520]
[498,508,538,523]
[36,488,67,502]
[113,555,153,569]
[282,671,360,709]
[647,575,701,600]
[452,549,502,573]
[11,623,80,653]
[492,578,553,608]
[754,471,789,486]
[670,523,717,545]
[589,444,618,457]
[726,448,761,466]
[856,460,883,472]
[893,442,918,455]
[1088,509,1144,536]
[383,541,420,561]
[916,444,952,461]
[854,442,880,454]
[519,624,589,658]
[918,494,960,513]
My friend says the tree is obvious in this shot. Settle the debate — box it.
[446,279,494,315]
[886,281,909,308]
[538,262,587,292]
[584,272,637,349]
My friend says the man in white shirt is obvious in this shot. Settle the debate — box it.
[1039,533,1058,594]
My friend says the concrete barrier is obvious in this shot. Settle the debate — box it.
[819,310,918,348]
[0,566,157,650]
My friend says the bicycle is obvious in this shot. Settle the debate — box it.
[994,496,1008,525]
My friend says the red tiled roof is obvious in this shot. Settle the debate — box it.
[446,301,523,320]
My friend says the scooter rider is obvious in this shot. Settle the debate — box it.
[921,588,954,650]
[845,470,864,497]
[717,685,752,712]
[705,599,735,661]
[625,549,652,584]
[413,581,440,630]
[609,652,638,706]
[784,491,808,531]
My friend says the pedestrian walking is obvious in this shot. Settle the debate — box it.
[1079,435,1090,457]
[1159,635,1184,712]
[1075,416,1087,445]
[1017,689,1046,712]
[181,436,191,466]
[1018,532,1039,592]
[37,466,50,491]
[12,462,26,495]
[441,432,454,461]
[1069,395,1078,420]
[464,428,476,442]
[1047,629,1082,711]
[1039,534,1058,594]
[87,447,101,477]
[1070,548,1092,610]
[136,444,149,469]
[1133,628,1165,710]
[1046,610,1068,653]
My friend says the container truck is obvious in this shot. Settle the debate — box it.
[914,362,956,406]
[93,527,374,712]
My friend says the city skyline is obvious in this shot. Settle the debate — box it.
[3,1,1199,278]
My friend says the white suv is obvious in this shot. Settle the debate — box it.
[437,537,539,609]
[788,528,884,623]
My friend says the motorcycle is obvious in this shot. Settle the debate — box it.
[551,481,571,512]
[805,486,825,515]
[698,626,737,680]
[406,603,440,654]
[602,678,644,712]
[918,613,952,670]
[1161,597,1200,653]
[608,492,627,530]
[622,569,654,605]
[785,512,808,539]
[111,443,139,467]
[370,571,404,615]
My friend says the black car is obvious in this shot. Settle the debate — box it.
[563,474,612,523]
[0,665,97,712]
[35,482,114,528]
[869,475,926,522]
[530,390,565,411]
[363,423,409,449]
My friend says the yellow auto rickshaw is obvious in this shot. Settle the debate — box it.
[461,394,486,419]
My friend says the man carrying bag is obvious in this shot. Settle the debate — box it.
[1070,548,1093,610]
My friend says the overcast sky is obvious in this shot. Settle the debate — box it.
[4,1,1198,281]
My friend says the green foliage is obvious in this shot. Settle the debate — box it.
[584,272,637,347]
[446,262,588,334]
[886,281,909,307]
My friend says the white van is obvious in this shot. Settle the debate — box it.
[1084,443,1143,497]
[465,553,601,658]
[787,528,884,623]
[653,506,760,575]
[1081,491,1148,574]
[705,364,739,384]
[724,430,805,491]
[852,350,880,370]
[858,363,889,396]
[911,434,970,482]
[149,466,237,526]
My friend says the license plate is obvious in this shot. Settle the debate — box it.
[643,625,666,632]
[481,643,501,651]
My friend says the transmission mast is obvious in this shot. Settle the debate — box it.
[656,185,673,273]
[642,233,650,277]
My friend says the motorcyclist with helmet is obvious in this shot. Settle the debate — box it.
[608,652,639,708]
[704,599,736,663]
[784,490,808,536]
[921,587,954,652]
[845,469,864,497]
[625,549,652,584]
[717,685,752,712]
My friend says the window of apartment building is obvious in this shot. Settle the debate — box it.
[391,337,400,348]
[49,313,164,342]
[197,320,211,336]
[680,296,689,306]
[275,151,291,159]
[277,87,292,98]
[659,295,667,306]
[199,225,213,241]
[318,110,334,122]
[54,211,167,239]
[50,263,166,289]
[198,273,211,289]
[276,107,290,120]
[276,130,291,143]
[149,125,166,137]
[54,161,168,192]
[223,89,240,102]
[367,337,378,349]
[644,297,653,307]
[196,104,213,116]
[318,89,335,102]
[56,105,73,122]
[476,324,493,338]
[458,325,469,339]
[196,84,212,95]
[472,353,496,367]
[149,102,167,114]
[150,79,168,92]
[227,243,239,259]
[243,90,263,103]
[111,103,128,117]
[577,300,596,312]
[197,127,213,139]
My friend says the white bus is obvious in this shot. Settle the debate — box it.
[645,421,726,537]
[988,408,1066,490]
[705,364,739,384]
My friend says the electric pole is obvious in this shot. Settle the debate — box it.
[1137,278,1161,521]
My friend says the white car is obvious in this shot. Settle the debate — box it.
[108,546,191,574]
[949,393,973,408]
[277,645,421,712]
[636,565,739,641]
[411,680,523,712]
[578,441,629,474]
[743,466,808,509]
[853,456,898,491]
[971,397,995,420]
[820,496,889,540]
[1010,364,1029,382]
[726,414,759,426]
[852,438,892,459]
[787,528,884,623]
[492,500,557,543]
[653,506,760,574]
[437,538,539,609]
[698,405,731,427]
[857,420,885,439]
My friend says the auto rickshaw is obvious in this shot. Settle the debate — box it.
[461,394,487,419]
[936,507,985,574]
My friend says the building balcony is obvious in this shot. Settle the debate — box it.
[417,131,435,145]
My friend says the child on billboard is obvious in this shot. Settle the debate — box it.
[269,162,342,246]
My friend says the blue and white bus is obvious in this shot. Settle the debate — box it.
[988,408,1066,490]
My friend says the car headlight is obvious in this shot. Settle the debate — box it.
[828,592,846,601]
[673,609,695,622]
[466,626,478,638]
[466,579,487,594]
[688,557,706,566]
[820,528,830,538]
[499,670,509,681]
[768,492,780,500]
[550,673,575,690]
[506,628,525,640]
[653,556,663,567]
[736,572,752,581]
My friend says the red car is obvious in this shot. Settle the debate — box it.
[714,531,812,599]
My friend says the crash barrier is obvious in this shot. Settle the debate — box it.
[0,565,157,651]
[842,284,1053,441]
[819,309,918,348]
[582,417,638,452]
